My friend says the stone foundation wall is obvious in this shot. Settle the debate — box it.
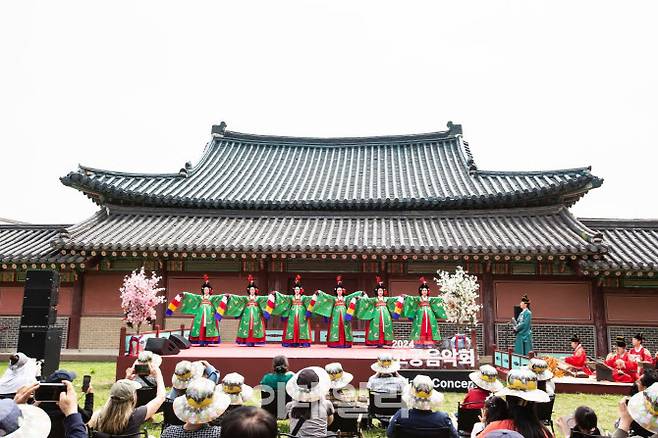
[0,316,69,350]
[608,326,658,354]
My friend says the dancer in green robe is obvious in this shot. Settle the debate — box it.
[356,277,397,347]
[225,275,270,346]
[165,275,226,346]
[273,275,313,347]
[312,275,364,348]
[403,277,447,349]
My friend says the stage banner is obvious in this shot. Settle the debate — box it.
[398,369,476,393]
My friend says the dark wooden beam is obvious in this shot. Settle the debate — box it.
[156,260,167,330]
[67,271,84,349]
[482,271,496,354]
[591,278,608,357]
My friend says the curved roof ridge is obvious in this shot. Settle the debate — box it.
[476,166,594,176]
[580,218,658,228]
[77,164,184,178]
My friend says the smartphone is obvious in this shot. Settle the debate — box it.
[35,383,67,402]
[82,375,91,393]
[134,363,150,376]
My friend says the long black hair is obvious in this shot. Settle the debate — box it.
[483,396,509,424]
[507,396,552,438]
[221,406,277,438]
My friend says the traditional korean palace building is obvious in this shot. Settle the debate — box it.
[1,122,657,355]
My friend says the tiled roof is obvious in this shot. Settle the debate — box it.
[54,205,606,257]
[579,219,658,275]
[0,225,82,266]
[61,122,602,211]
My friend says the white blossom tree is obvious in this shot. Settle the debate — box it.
[119,267,166,334]
[435,266,482,336]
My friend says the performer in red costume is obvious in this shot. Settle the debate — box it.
[604,336,638,383]
[564,334,593,375]
[628,333,654,366]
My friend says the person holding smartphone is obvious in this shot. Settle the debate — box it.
[39,369,94,438]
[88,362,166,436]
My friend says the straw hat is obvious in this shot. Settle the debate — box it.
[217,372,254,405]
[286,367,331,402]
[402,375,444,411]
[173,378,230,425]
[469,365,503,392]
[528,358,553,381]
[370,353,401,374]
[628,382,658,434]
[0,400,51,438]
[172,360,204,390]
[495,368,550,403]
[136,350,162,368]
[325,363,354,390]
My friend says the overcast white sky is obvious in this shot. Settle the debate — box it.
[1,1,657,224]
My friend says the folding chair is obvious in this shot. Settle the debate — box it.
[456,402,481,436]
[368,390,402,428]
[161,399,184,433]
[329,401,367,437]
[88,430,148,438]
[535,395,555,435]
[391,424,453,438]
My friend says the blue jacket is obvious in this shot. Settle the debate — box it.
[64,413,88,438]
[386,408,458,438]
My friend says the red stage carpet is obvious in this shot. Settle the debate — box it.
[117,344,441,386]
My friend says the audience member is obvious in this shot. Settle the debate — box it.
[572,406,601,436]
[162,378,230,438]
[367,353,407,394]
[260,355,294,419]
[529,358,555,396]
[217,372,255,420]
[133,351,162,387]
[197,360,221,384]
[59,381,91,438]
[286,366,334,438]
[386,374,457,438]
[478,368,552,438]
[40,369,94,438]
[471,395,509,438]
[614,382,658,438]
[465,365,504,410]
[0,397,50,437]
[260,355,294,392]
[324,362,354,403]
[220,406,278,438]
[167,360,204,401]
[88,363,165,435]
[0,353,38,398]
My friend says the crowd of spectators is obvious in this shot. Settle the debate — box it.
[0,350,657,438]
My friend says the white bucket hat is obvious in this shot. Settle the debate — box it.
[402,375,444,411]
[136,351,162,368]
[371,353,401,374]
[325,363,354,390]
[0,400,50,438]
[495,368,550,403]
[173,378,231,425]
[628,382,658,434]
[286,367,331,402]
[528,358,553,381]
[217,372,254,405]
[469,365,504,393]
[172,360,204,390]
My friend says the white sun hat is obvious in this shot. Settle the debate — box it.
[1,400,51,438]
[171,360,204,390]
[370,353,401,374]
[325,362,354,390]
[402,375,444,411]
[217,372,254,405]
[528,358,554,381]
[495,368,550,403]
[627,382,658,434]
[136,350,162,368]
[469,364,504,393]
[286,367,331,402]
[173,378,230,425]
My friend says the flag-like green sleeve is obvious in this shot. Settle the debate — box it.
[386,296,399,314]
[346,291,364,303]
[355,296,375,320]
[208,294,226,308]
[272,291,292,316]
[402,295,420,319]
[312,290,335,318]
[225,295,247,317]
[430,297,447,319]
[256,294,270,311]
[178,292,202,315]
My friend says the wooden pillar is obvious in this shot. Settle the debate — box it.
[481,271,496,355]
[591,278,608,357]
[156,260,167,330]
[67,271,84,349]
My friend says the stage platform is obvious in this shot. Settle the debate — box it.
[554,376,633,395]
[116,344,468,387]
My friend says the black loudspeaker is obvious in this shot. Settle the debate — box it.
[145,337,180,356]
[514,305,522,319]
[169,334,191,350]
[21,270,59,328]
[17,327,62,377]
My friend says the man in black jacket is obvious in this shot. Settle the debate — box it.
[40,370,93,438]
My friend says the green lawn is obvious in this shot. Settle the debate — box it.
[1,361,624,437]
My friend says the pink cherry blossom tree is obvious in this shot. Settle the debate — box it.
[119,267,166,334]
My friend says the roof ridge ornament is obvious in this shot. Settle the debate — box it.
[446,121,462,136]
[211,121,227,137]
